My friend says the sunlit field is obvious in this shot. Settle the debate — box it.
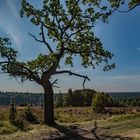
[0,106,140,140]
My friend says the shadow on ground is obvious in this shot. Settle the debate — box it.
[43,123,132,140]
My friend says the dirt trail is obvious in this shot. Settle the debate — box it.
[39,123,131,140]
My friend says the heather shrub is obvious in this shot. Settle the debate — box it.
[24,106,38,123]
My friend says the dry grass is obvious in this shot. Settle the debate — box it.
[0,124,57,140]
[1,106,140,123]
[0,107,140,140]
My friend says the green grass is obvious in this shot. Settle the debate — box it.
[0,106,94,123]
[55,107,93,123]
[0,121,18,135]
[0,107,140,140]
[108,113,140,122]
[96,113,140,139]
[0,124,57,140]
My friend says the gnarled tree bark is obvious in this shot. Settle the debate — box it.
[42,80,54,125]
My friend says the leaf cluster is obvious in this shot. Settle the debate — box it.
[20,0,117,71]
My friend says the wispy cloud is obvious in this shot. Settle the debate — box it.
[6,0,20,21]
[97,75,140,82]
[137,48,140,51]
[0,1,22,51]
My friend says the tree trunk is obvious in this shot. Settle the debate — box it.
[43,81,54,126]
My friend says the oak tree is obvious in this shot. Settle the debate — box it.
[0,0,125,125]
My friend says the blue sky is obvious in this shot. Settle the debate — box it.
[0,0,140,93]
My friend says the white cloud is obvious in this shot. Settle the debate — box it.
[6,0,20,21]
[97,75,140,82]
[0,18,22,51]
[0,1,22,51]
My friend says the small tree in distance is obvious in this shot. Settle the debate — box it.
[92,92,108,113]
[0,1,127,125]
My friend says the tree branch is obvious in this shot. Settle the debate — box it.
[64,26,94,44]
[51,78,58,85]
[61,0,80,36]
[16,63,42,84]
[29,33,43,43]
[55,70,90,89]
[29,30,53,53]
[40,24,54,53]
[51,78,60,88]
[0,60,42,85]
[0,61,10,65]
[116,2,140,13]
[55,16,63,39]
[52,85,60,88]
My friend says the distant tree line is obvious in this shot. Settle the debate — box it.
[106,96,140,107]
[1,90,140,108]
[92,92,140,113]
[54,89,96,107]
[0,92,43,106]
[116,98,140,107]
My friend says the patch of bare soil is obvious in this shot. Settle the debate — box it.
[121,129,140,139]
[38,123,131,140]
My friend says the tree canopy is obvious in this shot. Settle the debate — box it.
[0,0,137,125]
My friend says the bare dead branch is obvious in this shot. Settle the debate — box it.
[52,78,58,85]
[55,70,90,89]
[52,85,60,88]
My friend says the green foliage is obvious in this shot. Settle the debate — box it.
[1,0,136,125]
[0,107,9,121]
[13,118,25,131]
[118,98,140,107]
[27,53,57,72]
[129,0,140,8]
[9,104,26,130]
[23,106,38,124]
[0,0,122,124]
[0,38,17,61]
[108,113,140,123]
[62,89,96,107]
[107,96,114,107]
[108,0,140,11]
[0,37,33,83]
[0,121,18,134]
[92,92,108,113]
[20,0,118,72]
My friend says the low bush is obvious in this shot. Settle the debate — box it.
[92,92,108,113]
[13,118,26,130]
[24,106,38,124]
[0,121,18,134]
